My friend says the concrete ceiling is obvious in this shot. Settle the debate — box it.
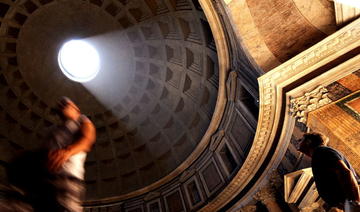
[0,0,219,200]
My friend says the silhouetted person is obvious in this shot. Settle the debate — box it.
[298,133,360,211]
[7,97,96,212]
[46,97,96,212]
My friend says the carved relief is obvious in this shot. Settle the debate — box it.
[290,86,332,123]
[198,11,360,212]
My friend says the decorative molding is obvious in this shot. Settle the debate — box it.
[146,199,163,212]
[163,188,187,212]
[199,158,225,197]
[290,86,332,123]
[179,169,196,183]
[215,137,241,176]
[183,176,205,209]
[209,130,225,152]
[144,192,161,201]
[84,2,360,210]
[199,15,360,212]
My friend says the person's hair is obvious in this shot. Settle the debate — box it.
[298,132,326,154]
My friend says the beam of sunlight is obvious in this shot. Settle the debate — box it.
[73,31,136,121]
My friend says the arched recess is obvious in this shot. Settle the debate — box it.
[208,17,360,212]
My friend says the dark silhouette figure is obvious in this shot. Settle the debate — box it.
[298,133,360,211]
[5,97,96,212]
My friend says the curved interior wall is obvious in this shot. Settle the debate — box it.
[0,0,221,200]
[0,0,268,211]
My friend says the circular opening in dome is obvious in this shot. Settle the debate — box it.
[58,40,100,82]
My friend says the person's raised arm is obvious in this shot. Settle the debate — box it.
[48,120,96,171]
[67,120,96,155]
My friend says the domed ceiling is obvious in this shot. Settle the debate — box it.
[0,0,219,200]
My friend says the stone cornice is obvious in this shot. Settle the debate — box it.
[200,17,360,211]
[83,4,360,210]
[290,86,332,124]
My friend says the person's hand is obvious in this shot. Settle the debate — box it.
[48,149,72,172]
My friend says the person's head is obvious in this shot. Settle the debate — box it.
[298,132,328,157]
[57,97,81,121]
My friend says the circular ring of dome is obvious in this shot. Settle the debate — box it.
[58,40,100,82]
[13,0,220,200]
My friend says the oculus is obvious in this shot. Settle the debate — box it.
[58,40,100,82]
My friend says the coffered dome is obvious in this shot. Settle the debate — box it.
[0,0,219,200]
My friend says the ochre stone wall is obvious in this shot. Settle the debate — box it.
[308,92,360,173]
[223,0,336,72]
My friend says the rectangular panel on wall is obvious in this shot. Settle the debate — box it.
[199,158,224,197]
[228,108,255,156]
[164,189,186,212]
[147,199,162,212]
[216,139,240,176]
[187,181,201,204]
[183,176,204,209]
[235,80,259,122]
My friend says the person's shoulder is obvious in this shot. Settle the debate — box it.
[316,146,331,151]
[314,146,342,160]
[317,146,339,153]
